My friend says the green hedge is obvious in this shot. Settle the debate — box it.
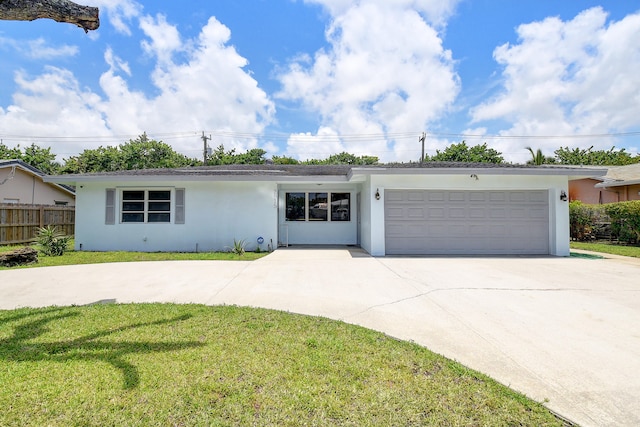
[569,201,606,241]
[570,200,640,244]
[604,200,640,244]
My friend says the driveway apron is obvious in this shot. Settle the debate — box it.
[1,248,639,427]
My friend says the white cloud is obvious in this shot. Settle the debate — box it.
[0,14,275,160]
[471,7,640,163]
[139,14,182,63]
[278,0,460,161]
[0,67,110,157]
[104,47,131,76]
[90,0,143,35]
[0,37,78,60]
[285,127,344,160]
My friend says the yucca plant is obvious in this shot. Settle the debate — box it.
[36,225,72,256]
[228,238,247,256]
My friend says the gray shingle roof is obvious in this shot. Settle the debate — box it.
[44,162,606,183]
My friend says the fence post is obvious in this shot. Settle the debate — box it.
[39,206,45,228]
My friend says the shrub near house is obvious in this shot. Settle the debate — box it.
[570,200,640,244]
[605,201,640,244]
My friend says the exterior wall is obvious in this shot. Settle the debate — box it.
[75,181,277,252]
[362,173,570,257]
[359,180,374,255]
[0,167,75,205]
[570,178,640,203]
[278,184,359,246]
[600,184,640,202]
[569,179,618,204]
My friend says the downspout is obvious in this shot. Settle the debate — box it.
[32,176,36,204]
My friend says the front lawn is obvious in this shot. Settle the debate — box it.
[0,304,562,426]
[0,244,267,269]
[570,241,640,258]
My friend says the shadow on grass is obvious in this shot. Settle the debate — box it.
[0,308,204,389]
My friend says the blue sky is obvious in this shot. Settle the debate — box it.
[1,0,640,163]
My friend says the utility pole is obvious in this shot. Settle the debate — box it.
[201,131,212,165]
[419,132,426,164]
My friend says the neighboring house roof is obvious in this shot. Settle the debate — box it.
[0,159,75,196]
[594,163,640,188]
[45,162,606,184]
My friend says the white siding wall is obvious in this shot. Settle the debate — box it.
[75,181,278,252]
[363,174,570,256]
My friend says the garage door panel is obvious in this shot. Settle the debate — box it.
[449,207,466,218]
[529,208,548,219]
[408,207,425,218]
[385,190,549,255]
[449,192,466,201]
[386,191,404,202]
[428,208,445,218]
[408,191,425,202]
[429,192,445,201]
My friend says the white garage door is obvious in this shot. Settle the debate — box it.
[385,190,549,255]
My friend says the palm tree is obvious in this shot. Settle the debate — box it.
[526,147,545,165]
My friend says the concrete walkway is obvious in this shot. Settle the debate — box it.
[1,248,639,427]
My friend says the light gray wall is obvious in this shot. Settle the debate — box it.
[75,180,277,252]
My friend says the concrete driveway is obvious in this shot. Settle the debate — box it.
[1,248,639,427]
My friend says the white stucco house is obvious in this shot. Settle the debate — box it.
[45,163,605,256]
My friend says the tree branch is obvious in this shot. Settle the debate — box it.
[0,0,99,32]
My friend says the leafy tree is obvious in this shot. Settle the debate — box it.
[0,142,61,174]
[554,146,640,166]
[62,146,124,173]
[118,133,196,169]
[233,148,268,164]
[271,155,300,164]
[21,143,61,174]
[303,152,379,165]
[426,141,504,164]
[61,133,196,173]
[0,142,22,160]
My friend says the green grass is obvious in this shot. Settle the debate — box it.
[570,241,640,258]
[0,243,267,269]
[0,304,562,426]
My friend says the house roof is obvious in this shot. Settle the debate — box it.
[594,163,640,188]
[0,159,75,195]
[43,162,606,184]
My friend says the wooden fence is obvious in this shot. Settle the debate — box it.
[0,204,75,245]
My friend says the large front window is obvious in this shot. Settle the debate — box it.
[285,192,350,222]
[122,190,171,223]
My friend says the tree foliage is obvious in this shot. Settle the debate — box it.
[425,141,504,164]
[554,146,640,166]
[206,145,267,165]
[525,147,556,165]
[62,133,196,173]
[0,142,61,174]
[303,152,379,165]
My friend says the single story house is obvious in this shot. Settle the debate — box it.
[0,159,75,206]
[45,163,605,256]
[569,163,640,204]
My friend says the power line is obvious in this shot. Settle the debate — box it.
[1,129,638,143]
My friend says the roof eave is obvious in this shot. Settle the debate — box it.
[351,166,608,178]
[44,174,350,184]
[595,178,640,188]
